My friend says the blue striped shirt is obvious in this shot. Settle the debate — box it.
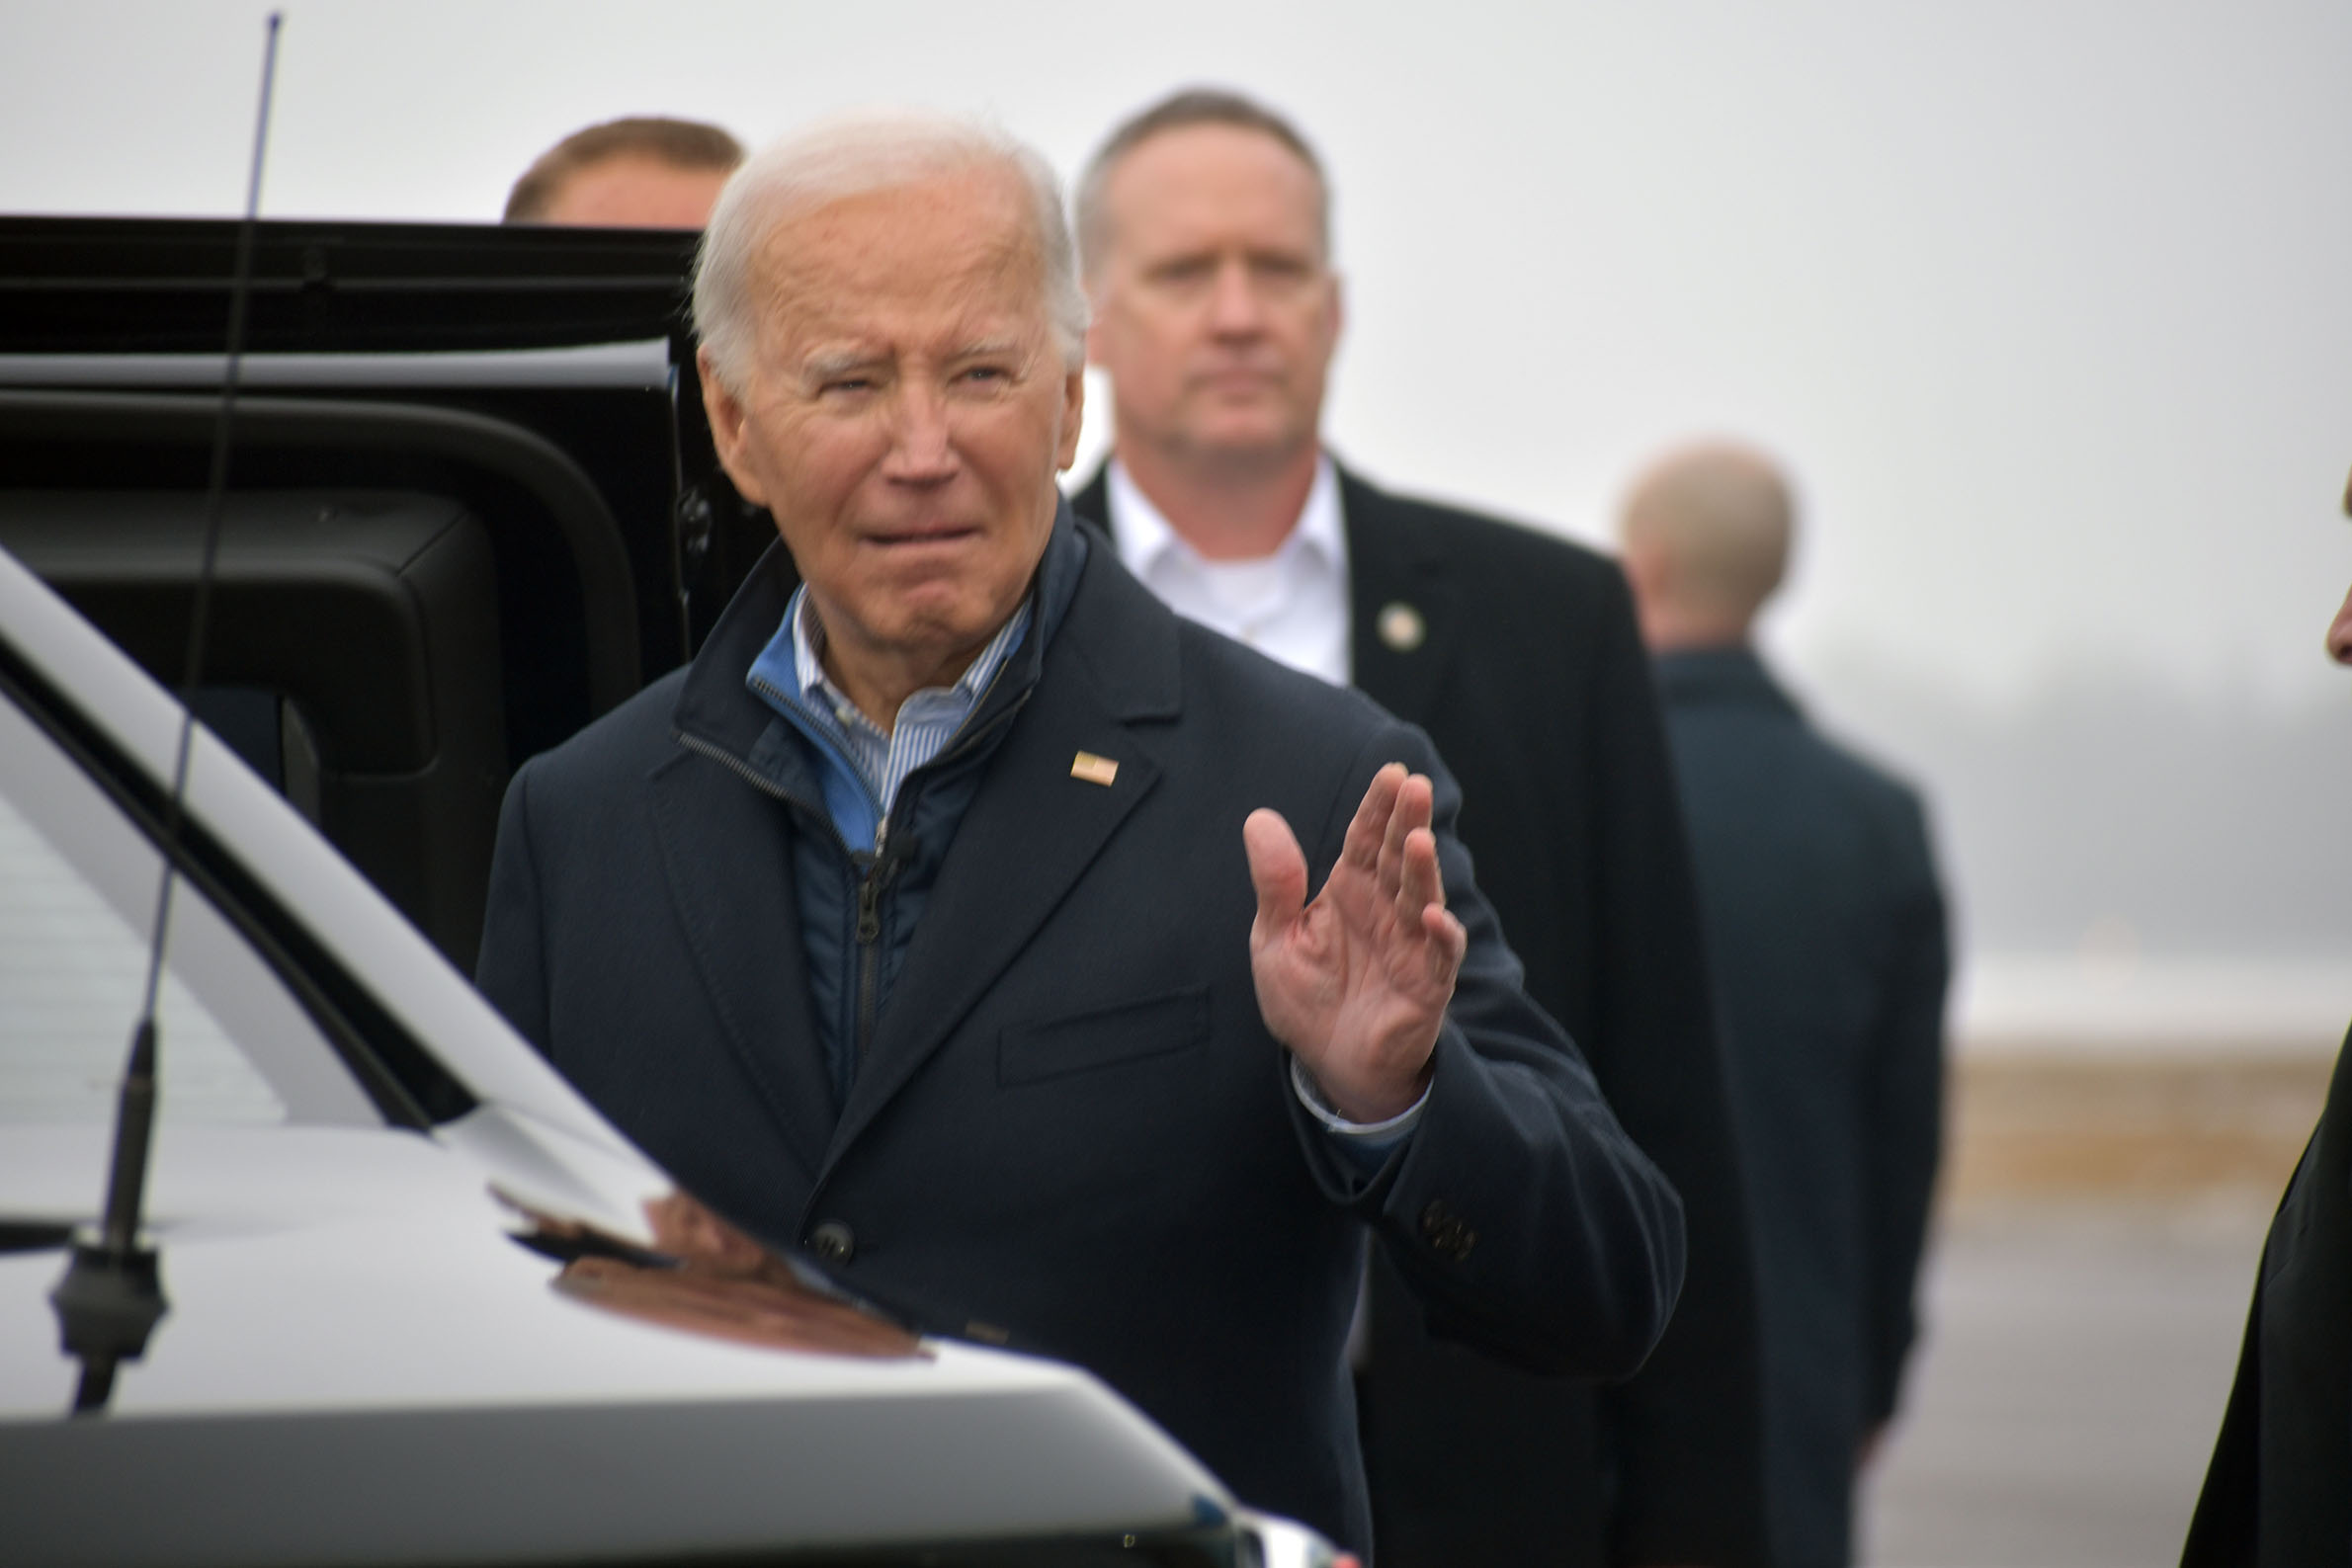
[746,588,1032,854]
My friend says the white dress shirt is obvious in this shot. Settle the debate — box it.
[1104,454,1354,687]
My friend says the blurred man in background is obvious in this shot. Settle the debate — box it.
[503,115,743,227]
[1620,442,1949,1568]
[1068,88,1768,1568]
[2180,466,2352,1567]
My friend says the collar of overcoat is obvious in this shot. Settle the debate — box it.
[1651,645,1802,718]
[652,503,1184,1179]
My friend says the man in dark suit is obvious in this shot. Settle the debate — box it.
[475,110,1687,1555]
[2179,465,2352,1567]
[1617,444,1948,1568]
[1068,89,1767,1568]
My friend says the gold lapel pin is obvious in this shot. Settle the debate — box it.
[1070,752,1120,787]
[1377,601,1427,653]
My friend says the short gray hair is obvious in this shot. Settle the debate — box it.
[1074,88,1331,283]
[504,116,743,223]
[693,110,1087,394]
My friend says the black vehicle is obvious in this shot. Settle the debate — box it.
[0,213,780,968]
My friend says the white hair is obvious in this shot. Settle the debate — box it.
[693,109,1088,394]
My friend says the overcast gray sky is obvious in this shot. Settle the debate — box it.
[7,0,2350,1025]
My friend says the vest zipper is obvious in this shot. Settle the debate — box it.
[861,860,883,1067]
[839,691,1028,1059]
[681,728,887,1074]
[675,730,817,815]
[854,822,889,1061]
[678,681,1029,1072]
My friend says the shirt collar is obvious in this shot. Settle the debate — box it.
[786,589,1029,730]
[1104,452,1347,578]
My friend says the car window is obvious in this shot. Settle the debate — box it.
[0,687,378,1127]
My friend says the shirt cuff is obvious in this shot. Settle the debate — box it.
[1290,1055,1429,1145]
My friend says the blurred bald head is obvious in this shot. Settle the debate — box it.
[1618,442,1795,652]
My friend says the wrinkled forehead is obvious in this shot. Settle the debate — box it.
[744,169,1048,355]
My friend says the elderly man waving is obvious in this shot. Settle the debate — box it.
[475,111,1683,1553]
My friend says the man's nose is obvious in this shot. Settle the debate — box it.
[882,381,957,482]
[1207,258,1265,337]
[2327,581,2352,666]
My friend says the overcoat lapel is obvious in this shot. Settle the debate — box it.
[1341,468,1463,725]
[823,559,1174,1165]
[1065,471,1110,532]
[645,754,836,1182]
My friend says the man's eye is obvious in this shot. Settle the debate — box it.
[1151,258,1214,286]
[820,377,874,395]
[960,365,1010,384]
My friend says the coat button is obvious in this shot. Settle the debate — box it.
[1419,1200,1475,1262]
[807,1220,856,1264]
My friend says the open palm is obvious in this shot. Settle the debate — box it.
[1245,763,1468,1123]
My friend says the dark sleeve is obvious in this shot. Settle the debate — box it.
[1286,722,1690,1381]
[2179,1272,2264,1566]
[1860,791,1949,1427]
[2182,1027,2352,1561]
[474,758,552,1054]
[1579,571,1775,1566]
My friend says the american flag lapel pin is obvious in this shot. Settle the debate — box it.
[1070,751,1119,787]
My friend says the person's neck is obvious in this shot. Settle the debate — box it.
[1638,606,1754,655]
[813,616,989,735]
[1117,437,1320,562]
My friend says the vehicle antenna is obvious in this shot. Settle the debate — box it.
[49,11,285,1418]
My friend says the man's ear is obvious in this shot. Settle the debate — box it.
[1618,538,1676,652]
[1055,364,1086,472]
[698,346,769,508]
[1619,532,1676,620]
[1082,279,1112,371]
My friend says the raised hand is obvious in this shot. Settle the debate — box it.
[1243,762,1469,1123]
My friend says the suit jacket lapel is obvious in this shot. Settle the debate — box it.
[1077,459,1466,718]
[645,754,837,1183]
[823,555,1175,1165]
[1341,467,1462,723]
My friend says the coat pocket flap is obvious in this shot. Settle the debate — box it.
[997,987,1212,1087]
